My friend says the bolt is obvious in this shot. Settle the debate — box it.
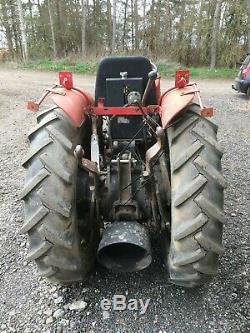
[74,145,85,159]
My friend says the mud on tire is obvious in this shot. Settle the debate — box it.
[21,106,97,283]
[166,104,226,287]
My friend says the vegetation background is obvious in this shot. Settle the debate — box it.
[0,0,249,76]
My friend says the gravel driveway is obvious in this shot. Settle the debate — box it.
[0,68,249,333]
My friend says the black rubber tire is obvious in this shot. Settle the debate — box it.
[21,106,97,284]
[166,104,226,287]
[247,86,250,99]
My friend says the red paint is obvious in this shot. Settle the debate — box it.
[51,87,94,127]
[93,100,160,116]
[27,100,39,112]
[242,66,250,79]
[160,86,195,128]
[175,69,190,88]
[59,71,73,90]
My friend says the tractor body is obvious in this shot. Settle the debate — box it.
[22,57,225,287]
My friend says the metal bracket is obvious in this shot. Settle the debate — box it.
[181,89,200,96]
[145,126,165,175]
[113,153,140,221]
[91,116,100,172]
[81,158,100,176]
[27,84,64,112]
[193,83,214,117]
[144,126,166,229]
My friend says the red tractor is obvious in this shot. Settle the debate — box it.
[21,57,225,287]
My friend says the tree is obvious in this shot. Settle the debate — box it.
[0,0,248,65]
[107,0,112,51]
[0,0,14,58]
[122,0,128,50]
[247,0,250,52]
[48,0,57,58]
[112,0,117,52]
[163,0,172,46]
[81,0,86,58]
[210,0,223,69]
[17,0,29,61]
[134,0,139,50]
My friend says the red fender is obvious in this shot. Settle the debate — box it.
[160,86,195,128]
[50,87,94,127]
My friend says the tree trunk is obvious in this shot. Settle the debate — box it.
[10,0,21,56]
[122,0,128,50]
[107,0,112,52]
[81,0,86,58]
[134,0,139,50]
[17,0,29,61]
[131,0,134,50]
[0,0,14,58]
[210,0,223,69]
[247,0,250,52]
[142,0,147,50]
[56,0,64,56]
[163,0,171,46]
[48,0,57,58]
[28,0,35,38]
[196,1,204,49]
[112,0,117,52]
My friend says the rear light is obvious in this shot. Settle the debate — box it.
[59,71,73,89]
[242,66,250,79]
[175,69,190,88]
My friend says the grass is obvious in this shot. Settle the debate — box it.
[20,58,237,79]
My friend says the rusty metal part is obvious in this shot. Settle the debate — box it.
[27,100,40,112]
[91,116,100,172]
[201,107,213,117]
[144,127,166,228]
[193,83,214,117]
[46,88,66,95]
[155,180,170,229]
[27,84,58,112]
[145,126,165,174]
[181,89,200,96]
[80,158,100,176]
[113,153,139,221]
[153,154,171,230]
[159,155,171,206]
[97,221,152,272]
[118,154,132,205]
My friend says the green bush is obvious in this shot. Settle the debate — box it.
[21,58,237,79]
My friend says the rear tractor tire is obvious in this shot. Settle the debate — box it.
[21,106,98,284]
[166,104,226,287]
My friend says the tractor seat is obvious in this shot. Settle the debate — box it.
[95,56,157,106]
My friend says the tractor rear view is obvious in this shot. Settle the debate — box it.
[21,57,226,287]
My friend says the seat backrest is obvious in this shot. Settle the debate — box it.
[95,56,157,106]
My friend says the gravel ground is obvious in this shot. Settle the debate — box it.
[0,68,249,333]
